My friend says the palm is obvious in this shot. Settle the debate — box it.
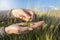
[5,21,44,34]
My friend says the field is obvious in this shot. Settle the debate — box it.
[0,10,60,40]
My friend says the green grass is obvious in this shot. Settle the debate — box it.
[0,10,60,40]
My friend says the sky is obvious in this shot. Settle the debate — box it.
[0,0,60,10]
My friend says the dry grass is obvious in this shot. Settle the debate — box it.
[0,10,60,40]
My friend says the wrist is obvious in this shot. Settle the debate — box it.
[5,27,16,34]
[9,9,15,18]
[5,27,9,34]
[5,27,11,34]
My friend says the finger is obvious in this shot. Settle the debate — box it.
[27,10,35,21]
[23,9,32,16]
[27,10,34,17]
[19,9,31,19]
[30,21,44,29]
[12,9,30,19]
[19,9,34,21]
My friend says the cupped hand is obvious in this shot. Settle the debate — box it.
[11,9,35,21]
[5,21,44,34]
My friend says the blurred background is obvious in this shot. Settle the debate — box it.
[0,0,60,11]
[0,0,60,40]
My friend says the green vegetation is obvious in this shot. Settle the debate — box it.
[0,10,60,40]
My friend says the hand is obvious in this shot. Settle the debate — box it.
[5,21,44,34]
[11,9,35,21]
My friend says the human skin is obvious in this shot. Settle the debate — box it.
[11,9,35,22]
[5,21,44,34]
